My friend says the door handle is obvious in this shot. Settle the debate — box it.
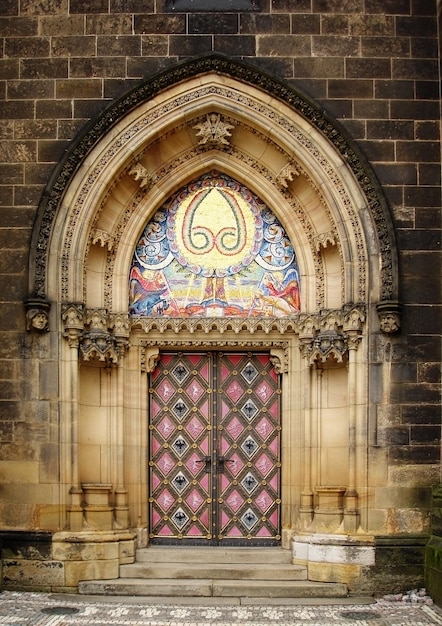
[217,456,234,473]
[195,456,211,473]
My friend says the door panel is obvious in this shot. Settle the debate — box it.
[149,352,281,545]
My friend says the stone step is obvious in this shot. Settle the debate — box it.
[120,561,307,580]
[135,546,293,564]
[79,578,348,598]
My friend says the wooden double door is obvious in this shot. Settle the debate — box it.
[148,352,281,545]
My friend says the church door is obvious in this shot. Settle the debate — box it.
[148,351,281,545]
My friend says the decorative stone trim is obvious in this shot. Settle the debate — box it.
[140,339,289,375]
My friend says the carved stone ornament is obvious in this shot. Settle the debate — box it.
[297,305,365,366]
[91,228,115,252]
[141,347,160,373]
[141,340,289,375]
[62,305,130,365]
[128,162,152,189]
[309,330,348,364]
[276,163,300,189]
[24,297,51,332]
[193,113,234,147]
[314,231,337,251]
[376,300,402,334]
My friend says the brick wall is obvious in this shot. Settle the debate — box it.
[0,0,440,525]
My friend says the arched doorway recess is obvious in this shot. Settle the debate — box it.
[27,54,399,588]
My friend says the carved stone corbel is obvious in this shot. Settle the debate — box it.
[309,330,347,365]
[24,296,51,332]
[270,347,288,374]
[376,300,402,334]
[62,303,85,348]
[110,313,130,358]
[80,308,119,364]
[141,346,160,373]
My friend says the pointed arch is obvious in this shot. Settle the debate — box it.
[28,53,399,315]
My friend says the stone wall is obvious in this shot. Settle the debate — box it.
[0,0,440,595]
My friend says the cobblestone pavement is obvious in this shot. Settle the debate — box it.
[0,592,442,626]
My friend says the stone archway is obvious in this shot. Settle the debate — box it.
[26,54,400,589]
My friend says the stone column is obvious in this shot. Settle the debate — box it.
[61,303,85,531]
[299,335,314,528]
[343,308,364,533]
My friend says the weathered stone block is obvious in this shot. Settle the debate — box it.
[189,14,239,34]
[0,16,38,36]
[56,78,102,99]
[169,35,212,56]
[111,0,154,11]
[0,101,35,120]
[64,558,119,586]
[375,79,413,100]
[349,14,394,35]
[53,540,119,562]
[0,59,19,80]
[314,0,364,11]
[5,37,50,57]
[362,37,410,57]
[70,0,108,13]
[313,35,360,57]
[37,140,71,163]
[294,58,344,78]
[21,58,68,79]
[134,14,185,35]
[320,15,349,35]
[367,120,414,141]
[96,35,141,56]
[36,99,72,119]
[3,559,64,588]
[328,79,373,99]
[365,0,411,14]
[373,163,417,186]
[271,0,310,11]
[240,14,290,34]
[141,35,169,57]
[397,15,437,37]
[258,34,310,56]
[70,57,126,78]
[291,14,321,34]
[86,14,132,35]
[39,15,84,36]
[354,100,390,119]
[215,35,256,56]
[51,35,96,57]
[20,0,68,15]
[391,100,439,121]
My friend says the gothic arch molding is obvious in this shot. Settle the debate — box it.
[28,53,399,316]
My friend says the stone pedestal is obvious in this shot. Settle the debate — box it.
[82,484,113,531]
[313,486,346,532]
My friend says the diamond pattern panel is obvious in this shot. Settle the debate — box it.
[217,352,281,544]
[149,353,212,542]
[149,351,281,545]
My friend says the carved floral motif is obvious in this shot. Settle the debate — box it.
[193,113,234,146]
